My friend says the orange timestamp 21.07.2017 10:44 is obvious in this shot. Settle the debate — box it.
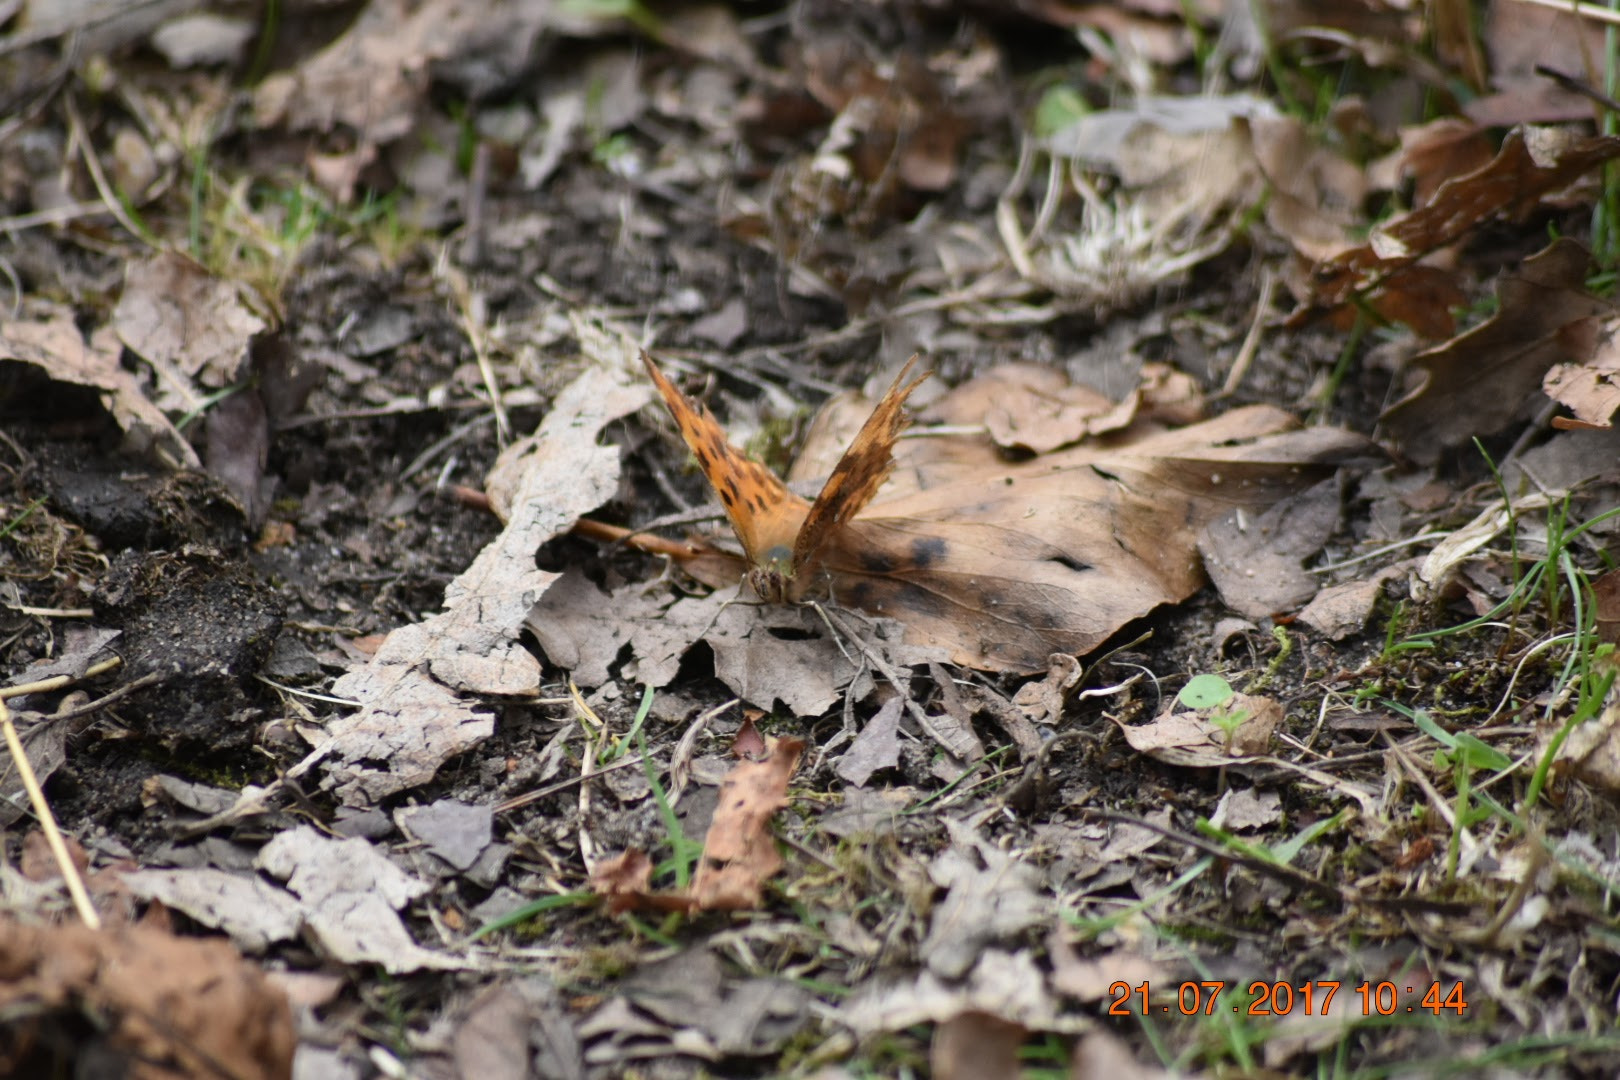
[1107,980,1468,1018]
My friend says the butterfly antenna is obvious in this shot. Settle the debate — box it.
[693,586,762,641]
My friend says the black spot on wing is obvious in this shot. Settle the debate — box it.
[859,549,898,573]
[910,536,948,569]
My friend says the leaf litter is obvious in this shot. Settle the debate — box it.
[6,0,1620,1076]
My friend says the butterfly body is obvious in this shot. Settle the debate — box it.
[641,351,927,603]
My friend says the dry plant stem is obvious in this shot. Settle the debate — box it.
[0,696,100,929]
[570,683,601,868]
[1511,0,1620,28]
[1381,731,1462,832]
[442,259,511,445]
[44,670,162,723]
[667,699,736,806]
[493,753,647,814]
[570,517,711,561]
[1220,268,1276,397]
[64,93,151,246]
[462,141,490,267]
[1456,837,1549,946]
[0,201,113,233]
[1,655,123,701]
[9,605,94,618]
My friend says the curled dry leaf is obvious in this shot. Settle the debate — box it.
[1545,314,1620,431]
[1381,238,1608,464]
[0,300,196,468]
[589,849,660,915]
[0,916,295,1080]
[1114,692,1282,767]
[1294,127,1620,335]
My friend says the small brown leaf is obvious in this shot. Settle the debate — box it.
[688,736,804,911]
[1114,693,1281,767]
[932,1011,1026,1080]
[589,849,656,914]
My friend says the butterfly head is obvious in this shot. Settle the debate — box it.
[746,545,796,603]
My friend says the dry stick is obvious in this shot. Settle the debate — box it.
[0,695,100,929]
[1088,806,1347,905]
[1,655,124,701]
[1511,0,1620,28]
[494,753,647,814]
[462,141,490,268]
[44,671,162,723]
[1219,267,1277,397]
[64,93,151,247]
[443,259,511,445]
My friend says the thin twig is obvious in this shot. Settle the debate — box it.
[494,753,648,814]
[0,696,99,928]
[44,671,162,723]
[1219,267,1276,397]
[2,655,123,701]
[1511,0,1620,28]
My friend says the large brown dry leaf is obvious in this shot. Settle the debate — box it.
[800,403,1370,672]
[296,358,650,804]
[1297,128,1620,334]
[559,366,1371,700]
[0,300,196,468]
[1380,238,1610,464]
[0,916,295,1080]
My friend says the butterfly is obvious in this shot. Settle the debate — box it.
[640,350,928,603]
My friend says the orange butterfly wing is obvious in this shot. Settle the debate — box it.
[792,356,928,576]
[641,352,809,575]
